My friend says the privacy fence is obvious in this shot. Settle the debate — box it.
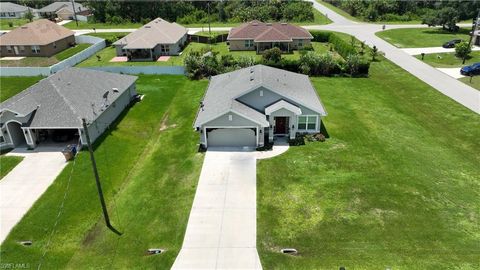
[0,35,106,77]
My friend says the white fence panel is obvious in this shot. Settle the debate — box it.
[86,66,185,75]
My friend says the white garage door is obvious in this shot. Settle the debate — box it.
[207,128,256,147]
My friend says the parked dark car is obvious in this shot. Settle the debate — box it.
[442,39,462,48]
[460,62,480,76]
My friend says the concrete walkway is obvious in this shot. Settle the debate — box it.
[0,147,67,243]
[256,137,290,160]
[172,149,261,270]
[437,68,465,79]
[57,20,72,26]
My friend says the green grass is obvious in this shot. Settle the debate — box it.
[0,156,24,180]
[0,44,92,67]
[317,0,361,22]
[77,41,336,67]
[0,75,207,269]
[193,31,228,37]
[0,76,43,102]
[415,51,480,68]
[64,21,143,30]
[257,58,480,269]
[0,18,30,30]
[459,76,480,91]
[86,32,130,40]
[376,27,471,48]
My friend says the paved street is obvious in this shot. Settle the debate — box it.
[0,147,67,243]
[172,149,261,270]
[402,46,480,55]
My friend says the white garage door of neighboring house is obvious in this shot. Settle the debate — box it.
[207,128,256,147]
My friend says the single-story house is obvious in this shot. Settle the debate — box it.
[227,20,313,53]
[0,2,38,19]
[0,68,138,150]
[38,1,90,20]
[193,65,327,148]
[0,19,75,57]
[113,18,188,61]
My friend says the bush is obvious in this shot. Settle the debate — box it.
[309,31,331,42]
[455,41,472,59]
[262,47,282,63]
[8,21,13,27]
[328,34,357,59]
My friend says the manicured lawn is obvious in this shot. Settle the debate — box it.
[0,18,30,30]
[459,76,480,91]
[77,41,336,67]
[257,58,480,269]
[64,21,143,30]
[415,51,480,68]
[0,75,207,269]
[0,44,91,67]
[86,32,130,40]
[0,156,24,180]
[376,27,471,48]
[0,76,43,102]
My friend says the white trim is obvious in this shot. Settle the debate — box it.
[297,115,318,132]
[197,109,268,127]
[4,120,26,146]
[230,109,269,127]
[265,100,302,115]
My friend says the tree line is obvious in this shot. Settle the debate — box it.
[324,0,479,29]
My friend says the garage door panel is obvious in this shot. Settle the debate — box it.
[207,128,256,147]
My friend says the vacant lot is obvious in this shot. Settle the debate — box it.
[0,76,43,102]
[415,51,480,68]
[77,41,337,67]
[0,18,30,30]
[376,28,471,48]
[0,75,207,269]
[257,59,480,269]
[0,44,91,67]
[0,156,24,180]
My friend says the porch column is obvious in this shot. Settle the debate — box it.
[150,49,153,60]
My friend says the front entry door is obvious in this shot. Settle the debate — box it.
[274,117,288,135]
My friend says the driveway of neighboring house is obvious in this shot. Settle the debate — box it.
[0,147,67,243]
[172,148,262,270]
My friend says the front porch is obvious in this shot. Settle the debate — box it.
[265,100,302,143]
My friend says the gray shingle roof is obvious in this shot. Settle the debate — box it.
[0,68,137,128]
[113,18,187,49]
[0,2,36,13]
[194,65,327,128]
[38,1,88,13]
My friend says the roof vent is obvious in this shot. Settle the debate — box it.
[21,26,28,29]
[250,75,254,81]
[266,23,272,26]
[112,87,119,93]
[252,22,258,26]
[250,67,254,73]
[281,22,287,25]
[145,26,151,28]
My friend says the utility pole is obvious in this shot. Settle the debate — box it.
[82,119,121,235]
[71,0,78,27]
[465,10,480,64]
[207,1,211,44]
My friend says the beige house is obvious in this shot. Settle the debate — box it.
[0,19,75,57]
[38,1,90,20]
[113,18,187,61]
[227,20,313,53]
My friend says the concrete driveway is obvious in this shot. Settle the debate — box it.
[172,148,261,270]
[0,147,67,243]
[402,46,480,56]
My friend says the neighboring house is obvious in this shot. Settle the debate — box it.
[38,1,90,20]
[193,65,327,148]
[113,18,188,61]
[0,68,138,150]
[0,2,38,19]
[227,20,313,53]
[0,19,75,57]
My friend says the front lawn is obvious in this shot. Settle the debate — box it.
[415,51,480,68]
[64,21,143,30]
[459,76,480,91]
[0,75,207,269]
[77,41,337,67]
[0,156,24,180]
[376,28,471,48]
[257,58,480,269]
[0,18,30,30]
[0,76,43,102]
[0,44,91,67]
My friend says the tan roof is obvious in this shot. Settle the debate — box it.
[227,21,313,42]
[0,19,74,46]
[113,18,187,49]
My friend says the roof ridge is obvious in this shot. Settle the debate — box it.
[47,73,82,122]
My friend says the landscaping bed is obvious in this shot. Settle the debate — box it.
[0,75,208,269]
[376,27,471,48]
[257,56,480,269]
[0,44,92,67]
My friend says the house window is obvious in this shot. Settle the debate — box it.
[259,90,263,97]
[244,40,253,48]
[161,45,170,54]
[19,45,25,52]
[53,42,57,49]
[0,13,6,17]
[228,114,233,121]
[0,136,4,143]
[6,46,12,53]
[298,40,303,47]
[31,45,40,54]
[297,115,317,131]
[9,12,16,17]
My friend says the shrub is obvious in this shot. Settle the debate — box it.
[309,31,331,42]
[299,51,339,76]
[8,21,13,27]
[236,56,256,68]
[328,34,357,59]
[455,41,472,60]
[262,47,282,63]
[344,54,361,76]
